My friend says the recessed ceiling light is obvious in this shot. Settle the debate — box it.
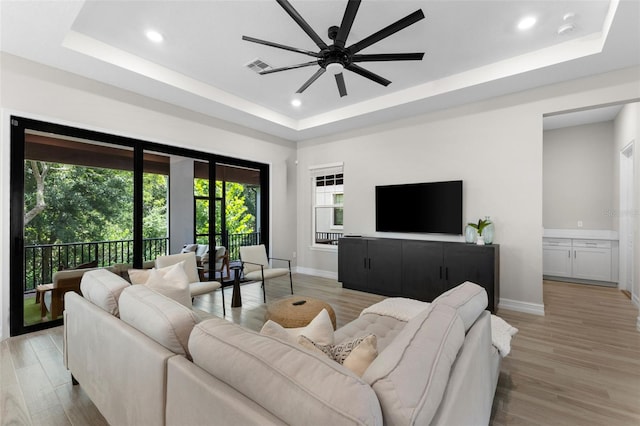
[145,30,164,43]
[517,16,537,31]
[291,99,302,107]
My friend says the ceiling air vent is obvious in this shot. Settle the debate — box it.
[245,58,272,73]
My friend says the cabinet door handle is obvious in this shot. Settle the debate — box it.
[574,250,576,259]
[445,267,449,280]
[568,250,571,258]
[368,258,371,269]
[439,266,443,279]
[364,258,367,269]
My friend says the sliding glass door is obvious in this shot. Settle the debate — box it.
[10,117,269,336]
[20,130,135,328]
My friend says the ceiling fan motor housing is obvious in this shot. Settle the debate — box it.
[319,44,352,69]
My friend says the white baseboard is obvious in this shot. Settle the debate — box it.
[498,298,545,316]
[632,293,639,308]
[293,266,338,281]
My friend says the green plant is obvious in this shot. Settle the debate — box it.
[467,218,492,236]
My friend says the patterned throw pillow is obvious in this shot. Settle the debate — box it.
[298,334,375,364]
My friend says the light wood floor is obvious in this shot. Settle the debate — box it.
[2,276,639,425]
[492,280,640,426]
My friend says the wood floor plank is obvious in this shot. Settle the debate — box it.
[54,385,108,426]
[0,341,32,426]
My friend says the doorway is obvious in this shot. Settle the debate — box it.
[620,141,635,301]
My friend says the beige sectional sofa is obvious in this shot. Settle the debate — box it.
[64,269,500,426]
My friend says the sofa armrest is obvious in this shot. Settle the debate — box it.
[65,292,175,426]
[430,311,501,426]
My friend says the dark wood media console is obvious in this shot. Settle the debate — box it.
[338,237,499,312]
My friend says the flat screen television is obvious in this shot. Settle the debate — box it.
[376,180,463,234]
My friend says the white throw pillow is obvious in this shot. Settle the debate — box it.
[260,308,334,346]
[145,262,192,309]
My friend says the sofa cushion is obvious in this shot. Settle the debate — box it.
[433,281,488,331]
[190,317,383,426]
[335,313,407,353]
[80,269,130,316]
[260,308,334,345]
[362,304,465,426]
[119,285,200,358]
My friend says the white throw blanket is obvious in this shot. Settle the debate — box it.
[361,298,518,357]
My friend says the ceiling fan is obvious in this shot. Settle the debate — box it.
[242,0,425,98]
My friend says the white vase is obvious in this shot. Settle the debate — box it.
[476,235,485,246]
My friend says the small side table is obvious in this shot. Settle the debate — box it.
[230,266,242,308]
[36,284,53,319]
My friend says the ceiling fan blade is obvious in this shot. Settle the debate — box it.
[335,73,347,97]
[242,36,318,58]
[276,0,328,50]
[335,0,361,48]
[348,9,425,54]
[352,52,424,62]
[346,63,391,86]
[259,61,319,75]
[296,68,326,93]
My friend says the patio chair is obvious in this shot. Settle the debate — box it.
[239,244,293,303]
[38,266,103,320]
[155,251,226,315]
[202,246,230,282]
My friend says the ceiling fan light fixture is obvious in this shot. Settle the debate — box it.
[517,16,537,31]
[326,62,344,75]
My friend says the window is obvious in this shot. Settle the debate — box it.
[311,164,344,246]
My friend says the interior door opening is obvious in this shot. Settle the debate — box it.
[619,141,635,301]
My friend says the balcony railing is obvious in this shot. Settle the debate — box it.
[24,237,169,292]
[315,232,343,245]
[23,232,263,293]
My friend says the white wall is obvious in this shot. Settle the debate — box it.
[613,103,640,325]
[296,66,640,315]
[0,53,297,340]
[543,122,615,230]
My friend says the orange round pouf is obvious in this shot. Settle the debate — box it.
[265,296,337,330]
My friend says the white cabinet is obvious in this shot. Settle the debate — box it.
[542,239,572,277]
[572,240,612,281]
[543,237,615,283]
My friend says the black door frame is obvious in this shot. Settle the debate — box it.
[9,116,269,336]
